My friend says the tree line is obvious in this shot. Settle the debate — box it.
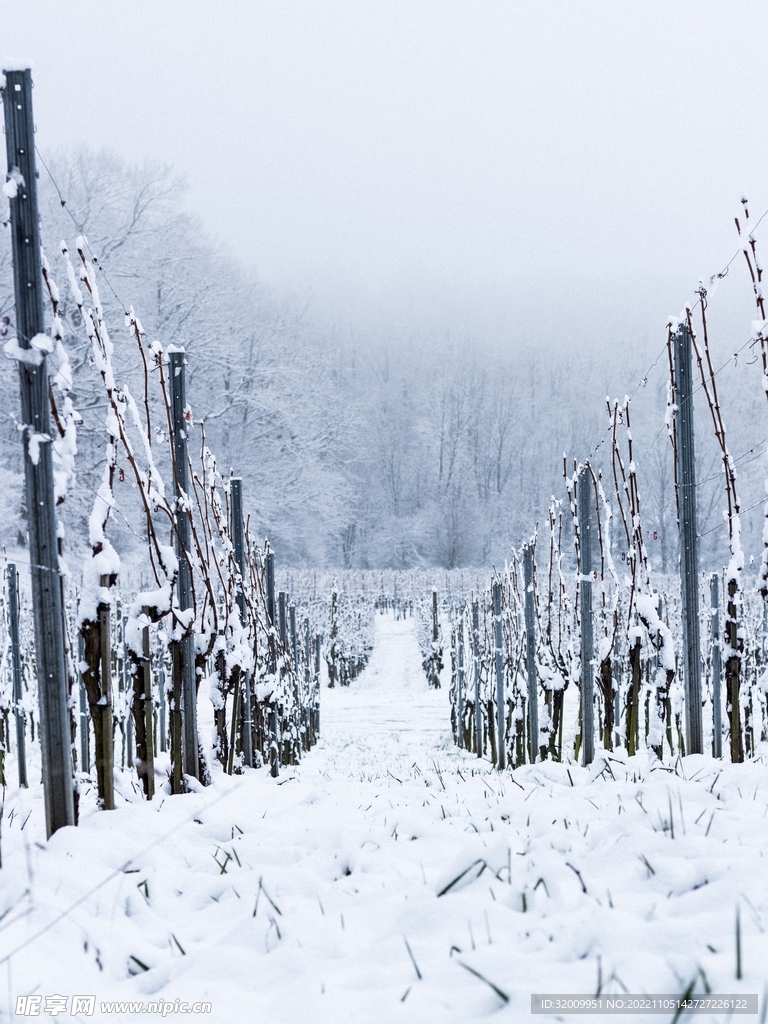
[2,148,766,571]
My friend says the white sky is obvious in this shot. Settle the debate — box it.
[4,1,768,346]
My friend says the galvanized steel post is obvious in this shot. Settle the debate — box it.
[523,543,539,763]
[710,573,722,758]
[578,469,595,766]
[493,581,506,770]
[673,323,703,753]
[2,71,74,833]
[168,349,199,780]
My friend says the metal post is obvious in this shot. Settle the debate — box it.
[230,478,253,768]
[279,591,287,650]
[277,591,287,760]
[77,631,89,776]
[266,552,278,777]
[7,566,27,788]
[578,469,595,765]
[230,479,246,624]
[725,578,743,763]
[315,631,322,738]
[158,661,167,753]
[241,666,254,768]
[457,616,465,749]
[522,543,539,763]
[266,552,276,671]
[2,68,74,835]
[673,323,703,754]
[328,588,338,687]
[430,588,440,688]
[168,349,199,780]
[472,598,482,756]
[493,581,506,770]
[304,618,311,688]
[97,575,115,808]
[304,617,311,750]
[290,604,298,668]
[123,616,133,768]
[613,656,622,751]
[290,603,298,762]
[140,609,155,799]
[711,573,722,759]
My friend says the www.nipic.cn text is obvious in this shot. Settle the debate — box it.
[15,996,213,1016]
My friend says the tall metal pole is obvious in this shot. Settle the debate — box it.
[243,670,254,766]
[140,610,155,799]
[2,69,74,834]
[673,323,703,754]
[168,349,199,780]
[710,573,722,759]
[522,543,539,763]
[268,552,276,671]
[315,631,322,738]
[277,591,287,759]
[266,551,278,777]
[279,591,287,650]
[97,576,115,808]
[158,661,167,753]
[122,615,133,768]
[472,599,482,756]
[7,566,27,788]
[457,616,465,749]
[304,617,311,749]
[613,657,622,751]
[230,479,246,624]
[578,470,595,766]
[430,588,440,688]
[230,478,253,768]
[77,631,89,777]
[493,581,506,770]
[290,604,298,667]
[290,603,298,762]
[304,618,311,689]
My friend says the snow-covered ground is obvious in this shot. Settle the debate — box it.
[2,613,768,1023]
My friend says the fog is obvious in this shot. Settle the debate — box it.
[3,3,768,567]
[6,1,768,348]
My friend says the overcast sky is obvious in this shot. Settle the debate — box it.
[4,1,768,349]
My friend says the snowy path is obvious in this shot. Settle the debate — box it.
[3,613,768,1024]
[317,612,452,774]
